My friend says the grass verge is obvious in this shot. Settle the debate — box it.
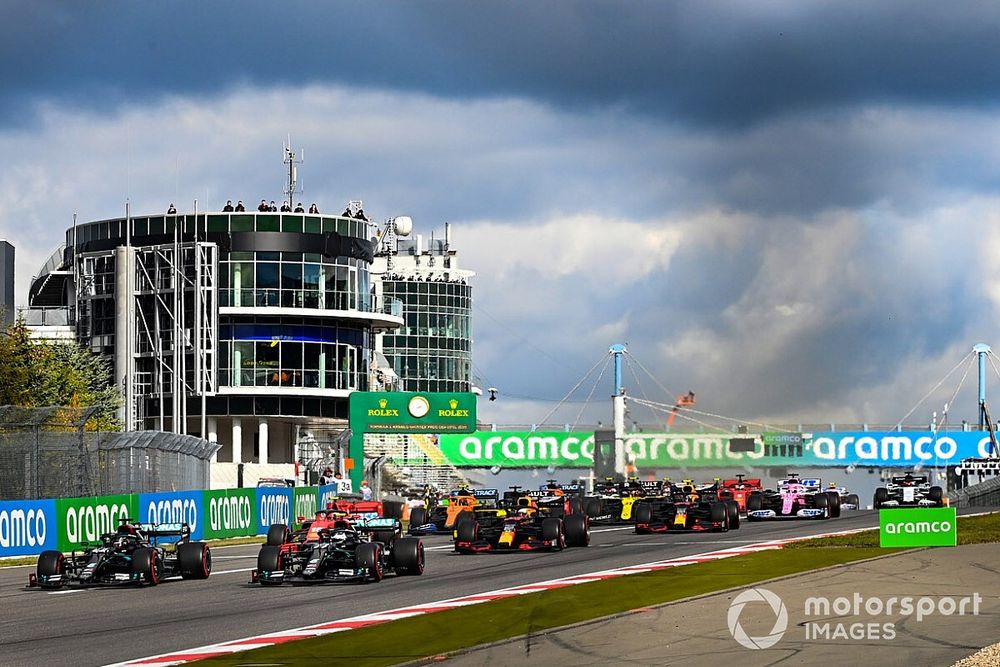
[194,546,885,667]
[785,511,1000,549]
[0,535,264,568]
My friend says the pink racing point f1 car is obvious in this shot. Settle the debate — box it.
[745,475,841,521]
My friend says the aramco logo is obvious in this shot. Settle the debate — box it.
[727,587,788,649]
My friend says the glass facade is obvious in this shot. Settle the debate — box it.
[381,278,472,393]
[63,211,385,422]
[218,320,368,390]
[218,251,369,311]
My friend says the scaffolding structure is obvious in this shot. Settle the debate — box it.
[76,239,217,436]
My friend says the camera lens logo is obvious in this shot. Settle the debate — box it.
[727,587,788,649]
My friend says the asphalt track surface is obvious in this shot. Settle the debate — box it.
[0,509,953,667]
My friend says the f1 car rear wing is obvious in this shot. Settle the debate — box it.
[890,475,929,484]
[134,522,192,541]
[538,482,584,494]
[527,489,572,499]
[355,516,402,531]
[472,488,499,500]
[779,477,821,489]
[723,478,762,487]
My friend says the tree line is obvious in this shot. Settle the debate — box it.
[0,320,121,431]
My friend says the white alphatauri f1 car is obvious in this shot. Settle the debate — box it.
[873,473,944,509]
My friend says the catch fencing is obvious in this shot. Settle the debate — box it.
[0,406,219,500]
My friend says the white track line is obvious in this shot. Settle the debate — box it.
[103,524,878,667]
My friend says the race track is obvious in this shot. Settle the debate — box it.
[0,509,915,666]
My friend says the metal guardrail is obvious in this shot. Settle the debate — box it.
[948,476,1000,508]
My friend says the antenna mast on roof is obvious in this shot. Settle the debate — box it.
[283,136,303,206]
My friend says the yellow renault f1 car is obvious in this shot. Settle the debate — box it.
[583,477,661,524]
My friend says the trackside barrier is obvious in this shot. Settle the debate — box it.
[0,485,322,558]
[57,493,139,552]
[0,499,57,556]
[203,488,256,541]
[139,490,205,541]
[255,487,292,536]
[292,486,317,528]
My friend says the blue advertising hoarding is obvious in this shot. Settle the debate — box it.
[801,431,993,467]
[255,486,293,533]
[138,491,205,541]
[0,499,57,557]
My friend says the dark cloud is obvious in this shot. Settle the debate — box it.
[5,2,1000,129]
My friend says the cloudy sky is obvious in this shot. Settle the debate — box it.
[3,1,1000,429]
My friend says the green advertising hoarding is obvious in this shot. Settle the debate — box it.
[56,493,139,551]
[202,488,256,540]
[435,432,776,468]
[879,507,957,547]
[292,486,318,527]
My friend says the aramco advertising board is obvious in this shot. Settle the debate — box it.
[429,431,997,468]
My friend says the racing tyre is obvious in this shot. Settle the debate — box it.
[709,503,728,531]
[383,501,404,519]
[178,541,212,579]
[813,492,829,518]
[569,496,583,515]
[541,517,564,551]
[393,537,425,575]
[725,500,740,529]
[847,494,861,508]
[585,498,604,518]
[564,513,590,547]
[132,548,162,585]
[456,518,479,543]
[36,550,65,589]
[826,492,841,518]
[256,545,282,586]
[408,507,428,530]
[266,523,290,547]
[633,502,652,526]
[929,486,944,506]
[746,492,763,512]
[451,510,475,530]
[874,487,889,510]
[356,542,383,583]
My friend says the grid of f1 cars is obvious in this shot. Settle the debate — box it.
[28,472,932,592]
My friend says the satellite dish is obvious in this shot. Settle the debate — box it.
[392,216,413,237]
